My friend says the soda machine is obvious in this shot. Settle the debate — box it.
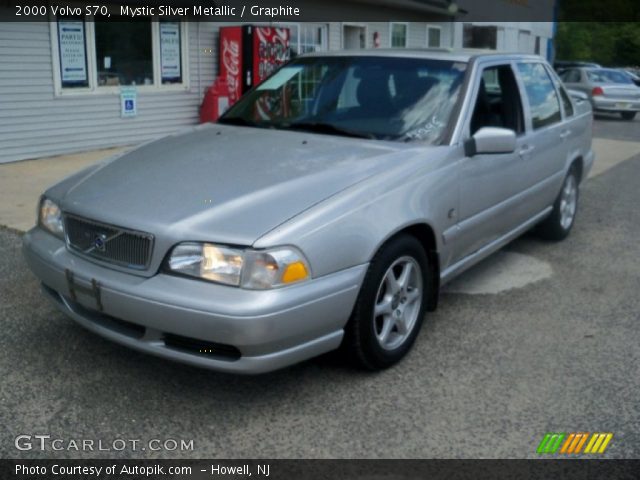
[219,25,291,105]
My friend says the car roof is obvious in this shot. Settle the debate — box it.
[583,67,627,73]
[300,48,544,64]
[555,61,599,67]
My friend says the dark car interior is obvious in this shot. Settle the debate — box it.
[470,65,525,135]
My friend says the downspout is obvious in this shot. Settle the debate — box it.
[548,0,558,62]
[197,22,202,102]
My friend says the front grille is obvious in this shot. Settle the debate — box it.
[64,214,153,270]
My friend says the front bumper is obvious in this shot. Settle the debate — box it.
[592,97,640,112]
[23,227,367,374]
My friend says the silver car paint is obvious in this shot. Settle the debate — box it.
[257,56,594,281]
[47,125,407,278]
[23,51,595,373]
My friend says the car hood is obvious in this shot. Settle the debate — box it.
[54,124,406,246]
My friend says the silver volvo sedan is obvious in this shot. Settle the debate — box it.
[23,51,595,373]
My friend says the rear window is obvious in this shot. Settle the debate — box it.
[586,69,633,85]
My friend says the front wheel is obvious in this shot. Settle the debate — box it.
[536,166,580,241]
[621,112,636,121]
[344,235,429,370]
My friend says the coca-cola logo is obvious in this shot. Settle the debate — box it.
[222,38,240,75]
[221,38,240,101]
[256,27,290,63]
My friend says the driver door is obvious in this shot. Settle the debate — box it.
[454,62,530,262]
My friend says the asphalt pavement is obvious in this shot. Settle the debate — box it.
[1,118,639,459]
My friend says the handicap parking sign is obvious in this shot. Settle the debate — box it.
[120,87,137,118]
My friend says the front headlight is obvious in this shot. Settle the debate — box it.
[38,197,64,238]
[166,243,311,289]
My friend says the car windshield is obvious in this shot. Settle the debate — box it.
[219,56,467,143]
[586,69,633,85]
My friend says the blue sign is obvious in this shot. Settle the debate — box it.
[120,87,137,118]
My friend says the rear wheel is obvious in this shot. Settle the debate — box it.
[344,235,429,370]
[621,112,636,121]
[537,165,580,241]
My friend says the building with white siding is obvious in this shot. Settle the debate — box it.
[0,1,555,163]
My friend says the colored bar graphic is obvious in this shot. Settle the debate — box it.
[584,433,599,453]
[536,434,552,454]
[538,433,613,454]
[574,433,589,453]
[537,433,565,453]
[598,433,614,453]
[560,433,575,454]
[584,433,614,454]
[548,433,565,453]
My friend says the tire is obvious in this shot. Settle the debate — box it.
[344,234,430,370]
[621,112,636,121]
[537,165,580,241]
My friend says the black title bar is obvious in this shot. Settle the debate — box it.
[4,460,640,480]
[2,0,640,22]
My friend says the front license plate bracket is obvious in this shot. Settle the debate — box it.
[65,269,103,312]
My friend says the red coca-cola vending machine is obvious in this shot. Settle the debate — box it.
[219,25,291,106]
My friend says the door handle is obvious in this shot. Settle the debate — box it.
[560,130,571,139]
[519,145,534,156]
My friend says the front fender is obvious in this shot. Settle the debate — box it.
[254,147,459,279]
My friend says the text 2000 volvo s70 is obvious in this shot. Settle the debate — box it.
[23,51,594,373]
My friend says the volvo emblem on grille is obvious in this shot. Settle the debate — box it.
[93,233,107,252]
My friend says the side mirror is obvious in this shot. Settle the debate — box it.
[464,127,516,157]
[567,89,588,102]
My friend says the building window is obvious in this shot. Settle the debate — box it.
[298,24,327,54]
[52,18,187,94]
[463,24,497,50]
[426,25,442,48]
[287,24,328,56]
[95,21,153,86]
[390,23,408,48]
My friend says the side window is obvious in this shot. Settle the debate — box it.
[547,66,575,118]
[470,64,524,136]
[558,86,575,117]
[562,69,581,83]
[516,63,562,130]
[567,70,580,83]
[572,69,582,83]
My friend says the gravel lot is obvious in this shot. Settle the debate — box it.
[1,119,639,459]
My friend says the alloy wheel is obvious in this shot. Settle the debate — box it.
[373,256,423,351]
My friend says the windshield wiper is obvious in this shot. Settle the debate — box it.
[287,121,373,139]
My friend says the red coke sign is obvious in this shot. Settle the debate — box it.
[219,25,291,108]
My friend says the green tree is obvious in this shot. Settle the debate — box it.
[555,22,640,66]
